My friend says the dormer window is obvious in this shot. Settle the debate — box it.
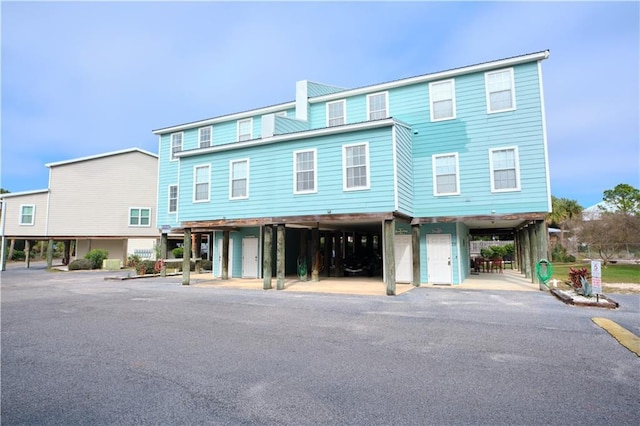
[199,126,212,148]
[367,92,388,120]
[170,133,183,160]
[327,100,345,127]
[238,118,253,142]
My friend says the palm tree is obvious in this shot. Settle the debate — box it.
[546,196,583,248]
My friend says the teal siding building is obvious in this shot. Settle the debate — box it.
[153,51,552,294]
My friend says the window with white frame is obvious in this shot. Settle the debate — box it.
[237,118,252,142]
[343,142,369,191]
[485,68,516,113]
[432,153,460,195]
[327,100,345,127]
[367,92,387,120]
[19,205,35,225]
[129,208,151,226]
[168,185,178,213]
[429,80,456,121]
[490,147,520,191]
[199,126,212,148]
[171,133,183,160]
[193,165,210,202]
[230,159,249,199]
[293,149,317,194]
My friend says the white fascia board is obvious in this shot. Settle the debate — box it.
[310,50,550,104]
[45,148,157,168]
[153,101,297,135]
[0,189,49,198]
[175,119,397,158]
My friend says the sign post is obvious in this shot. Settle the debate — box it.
[591,260,602,300]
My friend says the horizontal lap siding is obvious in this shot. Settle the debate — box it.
[308,96,366,130]
[2,192,48,237]
[395,125,414,215]
[177,127,396,222]
[157,134,180,229]
[412,62,549,217]
[47,152,158,237]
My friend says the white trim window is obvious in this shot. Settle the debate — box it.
[367,92,388,120]
[193,164,211,202]
[490,147,521,192]
[327,100,346,127]
[19,204,35,226]
[237,118,253,142]
[429,79,456,121]
[343,142,370,191]
[229,159,249,199]
[432,153,460,196]
[293,149,317,194]
[199,126,212,148]
[168,185,178,214]
[485,68,516,113]
[129,207,151,227]
[170,132,183,161]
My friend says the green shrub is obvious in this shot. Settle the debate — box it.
[136,260,157,275]
[551,244,576,263]
[84,249,109,269]
[503,243,515,257]
[10,250,25,261]
[127,254,141,268]
[172,247,184,258]
[176,261,196,272]
[201,260,212,271]
[69,258,93,270]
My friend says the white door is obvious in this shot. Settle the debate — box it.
[394,234,413,283]
[217,238,234,277]
[427,234,452,284]
[242,237,259,278]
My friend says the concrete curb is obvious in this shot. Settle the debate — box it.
[550,288,619,309]
[592,317,640,357]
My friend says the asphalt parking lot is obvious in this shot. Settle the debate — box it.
[2,265,639,425]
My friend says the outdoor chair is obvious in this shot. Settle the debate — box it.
[490,259,503,273]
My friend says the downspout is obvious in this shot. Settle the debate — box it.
[538,60,552,213]
[0,199,7,271]
[392,125,399,211]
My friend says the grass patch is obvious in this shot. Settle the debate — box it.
[551,262,640,284]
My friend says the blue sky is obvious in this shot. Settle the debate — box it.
[1,1,638,209]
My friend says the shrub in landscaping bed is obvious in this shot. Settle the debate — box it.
[136,260,157,275]
[84,249,109,269]
[69,259,93,270]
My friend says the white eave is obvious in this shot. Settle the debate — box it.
[45,147,157,168]
[310,50,550,103]
[152,101,297,135]
[175,118,402,158]
[0,189,49,198]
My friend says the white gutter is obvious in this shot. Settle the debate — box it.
[310,50,551,104]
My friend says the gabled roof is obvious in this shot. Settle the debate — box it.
[45,147,157,168]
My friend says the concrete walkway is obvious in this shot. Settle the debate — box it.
[187,268,540,296]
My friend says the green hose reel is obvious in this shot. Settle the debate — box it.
[297,256,308,280]
[536,259,553,287]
